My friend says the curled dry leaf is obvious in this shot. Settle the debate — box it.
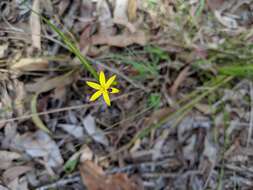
[14,131,63,168]
[82,115,109,146]
[10,58,48,71]
[79,160,141,190]
[92,30,147,47]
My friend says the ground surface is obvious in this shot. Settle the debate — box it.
[1,0,253,189]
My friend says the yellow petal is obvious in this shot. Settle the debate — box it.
[99,71,106,86]
[103,91,111,106]
[110,87,120,94]
[90,90,102,101]
[86,81,101,90]
[105,75,116,89]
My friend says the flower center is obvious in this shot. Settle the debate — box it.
[100,86,107,92]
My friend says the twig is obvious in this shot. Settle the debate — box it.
[35,176,81,190]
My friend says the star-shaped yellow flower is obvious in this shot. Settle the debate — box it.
[86,71,120,106]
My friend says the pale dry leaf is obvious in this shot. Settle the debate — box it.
[92,30,147,47]
[0,151,22,161]
[14,131,63,168]
[0,151,22,169]
[80,145,93,162]
[58,124,84,138]
[6,176,28,190]
[3,166,32,185]
[114,0,128,22]
[30,0,41,50]
[10,58,48,71]
[214,10,238,28]
[114,0,136,32]
[25,71,77,93]
[0,43,8,58]
[82,115,109,146]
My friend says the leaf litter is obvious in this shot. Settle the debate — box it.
[0,0,253,189]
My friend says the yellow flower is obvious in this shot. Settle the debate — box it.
[86,71,120,106]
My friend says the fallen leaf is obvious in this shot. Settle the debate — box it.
[10,58,48,71]
[0,43,8,58]
[92,30,147,47]
[214,10,238,28]
[79,160,141,190]
[14,131,63,168]
[0,151,22,169]
[25,71,77,93]
[6,176,28,190]
[79,145,93,162]
[82,115,109,146]
[114,0,136,32]
[3,166,32,184]
[58,124,84,138]
[30,0,41,50]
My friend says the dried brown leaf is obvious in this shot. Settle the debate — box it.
[79,160,141,190]
[92,30,147,47]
